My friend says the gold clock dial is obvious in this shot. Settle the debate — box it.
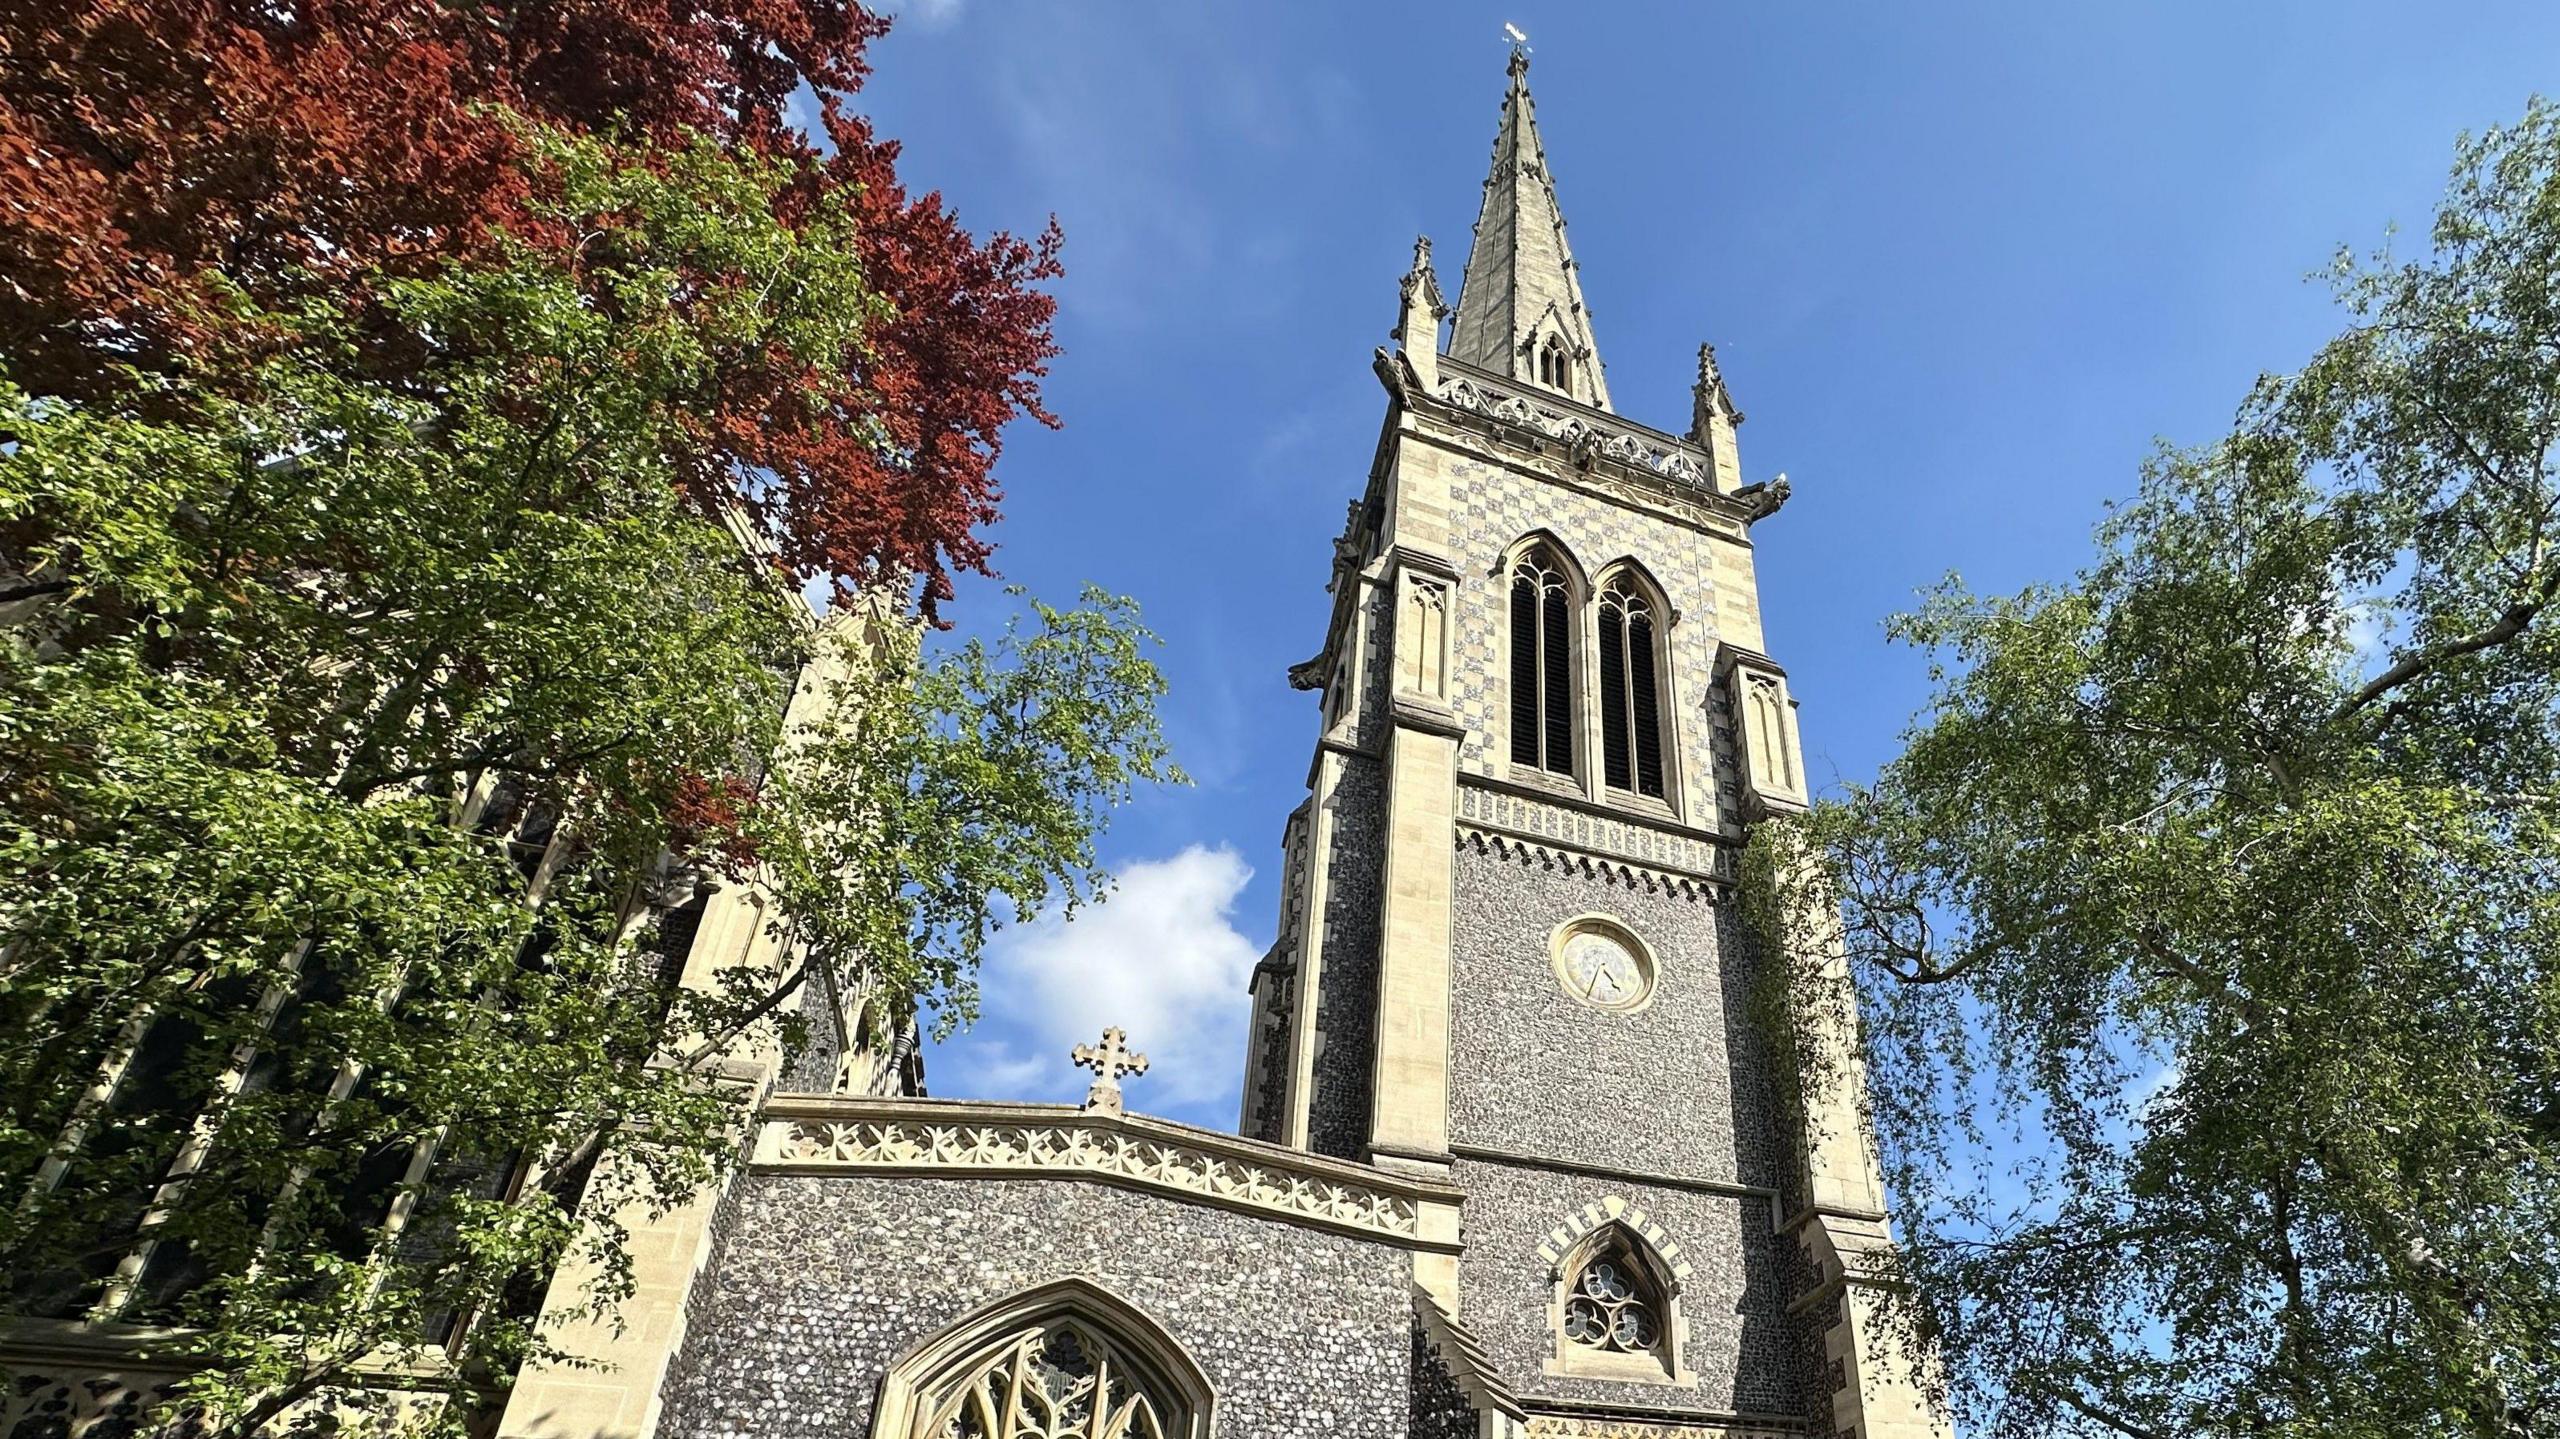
[1558,927,1650,1010]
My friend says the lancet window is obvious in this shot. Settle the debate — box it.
[1537,334,1572,390]
[1508,544,1576,777]
[1596,574,1667,799]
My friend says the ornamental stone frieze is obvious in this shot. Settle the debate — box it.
[1456,778,1736,894]
[751,1096,1463,1251]
[1431,368,1713,492]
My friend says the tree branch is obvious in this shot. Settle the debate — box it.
[2043,1386,2177,1439]
[2333,564,2560,723]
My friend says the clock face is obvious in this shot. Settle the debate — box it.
[1557,926,1651,1011]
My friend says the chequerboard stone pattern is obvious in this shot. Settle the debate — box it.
[1442,447,1733,819]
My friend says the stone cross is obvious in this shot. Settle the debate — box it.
[1071,1026,1149,1115]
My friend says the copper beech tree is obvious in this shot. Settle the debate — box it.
[1,0,1058,614]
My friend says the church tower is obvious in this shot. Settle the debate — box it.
[455,46,1951,1439]
[1238,49,1948,1439]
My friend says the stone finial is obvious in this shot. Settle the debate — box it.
[1071,1026,1149,1115]
[1690,341,1745,491]
[1692,342,1740,422]
[1397,234,1448,388]
[1399,234,1448,316]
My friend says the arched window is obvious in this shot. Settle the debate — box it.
[1538,335,1572,390]
[1508,544,1576,777]
[873,1280,1211,1439]
[1596,574,1667,800]
[926,1320,1174,1438]
[1548,1221,1687,1384]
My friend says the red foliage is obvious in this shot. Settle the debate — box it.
[666,772,762,877]
[0,0,1058,614]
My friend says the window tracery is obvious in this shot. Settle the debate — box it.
[1596,574,1667,800]
[926,1320,1174,1439]
[875,1280,1211,1439]
[1548,1222,1685,1384]
[1564,1251,1661,1355]
[1508,544,1576,777]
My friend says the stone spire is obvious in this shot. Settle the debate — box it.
[1448,50,1612,412]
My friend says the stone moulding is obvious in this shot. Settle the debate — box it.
[1520,1416,1803,1439]
[1431,368,1711,491]
[1455,779,1734,895]
[752,1096,1463,1252]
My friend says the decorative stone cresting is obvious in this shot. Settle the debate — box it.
[754,1098,1453,1248]
[1537,1194,1695,1284]
[1435,374,1712,491]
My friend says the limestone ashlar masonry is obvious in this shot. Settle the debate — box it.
[653,1173,1420,1439]
[1450,1158,1812,1422]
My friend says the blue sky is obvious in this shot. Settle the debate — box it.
[848,1,2560,1129]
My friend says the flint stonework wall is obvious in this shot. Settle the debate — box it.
[776,978,843,1093]
[654,1172,1419,1439]
[1450,1157,1810,1421]
[1304,754,1385,1160]
[1407,1325,1482,1439]
[1446,843,1785,1189]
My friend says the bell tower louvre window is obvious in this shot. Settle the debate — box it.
[1508,545,1575,777]
[1597,575,1666,799]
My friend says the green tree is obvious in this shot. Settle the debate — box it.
[1748,102,2560,1439]
[0,126,1172,1437]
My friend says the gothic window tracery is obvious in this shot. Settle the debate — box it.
[875,1281,1211,1439]
[1596,574,1668,800]
[1507,543,1576,777]
[1552,1224,1681,1382]
[926,1321,1174,1439]
[1565,1251,1661,1355]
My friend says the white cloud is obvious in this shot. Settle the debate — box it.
[2343,600,2389,662]
[2131,1059,2183,1120]
[930,846,1261,1122]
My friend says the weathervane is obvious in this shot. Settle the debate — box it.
[1503,21,1530,57]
